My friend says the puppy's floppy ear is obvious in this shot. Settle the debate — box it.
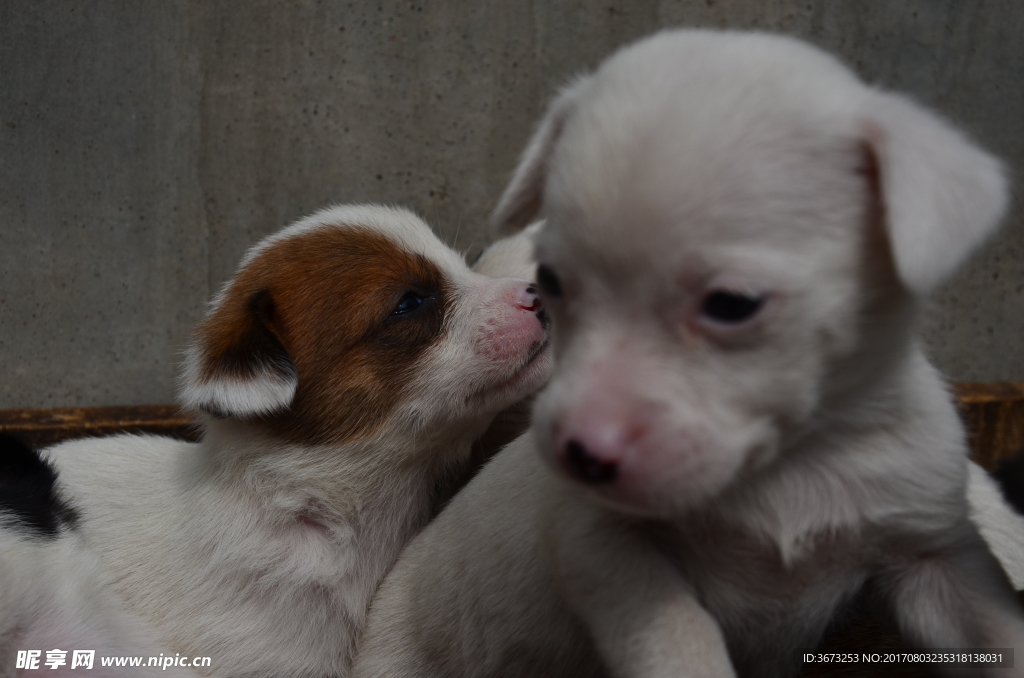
[491,77,591,235]
[861,91,1008,294]
[179,287,297,418]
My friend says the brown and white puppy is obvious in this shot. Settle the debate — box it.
[351,31,1024,678]
[0,204,550,677]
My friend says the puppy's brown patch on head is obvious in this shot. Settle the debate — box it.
[196,225,450,445]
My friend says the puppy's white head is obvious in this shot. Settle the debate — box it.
[494,30,1007,517]
[179,204,551,454]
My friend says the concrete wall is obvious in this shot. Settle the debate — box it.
[2,1,1022,408]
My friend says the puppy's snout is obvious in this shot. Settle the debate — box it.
[477,280,550,363]
[564,440,618,483]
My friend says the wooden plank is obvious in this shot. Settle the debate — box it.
[2,384,1022,460]
[0,404,200,448]
[954,382,1024,470]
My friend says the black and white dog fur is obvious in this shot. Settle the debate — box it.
[0,204,551,677]
[351,31,1024,678]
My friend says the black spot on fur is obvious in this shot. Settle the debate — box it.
[0,433,79,538]
[993,453,1024,515]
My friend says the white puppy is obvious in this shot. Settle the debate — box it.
[0,204,551,677]
[352,31,1024,678]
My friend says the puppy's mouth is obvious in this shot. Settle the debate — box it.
[517,338,551,375]
[467,339,552,406]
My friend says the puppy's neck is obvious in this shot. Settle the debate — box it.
[188,416,475,531]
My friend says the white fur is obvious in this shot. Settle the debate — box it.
[0,530,199,678]
[1,205,551,677]
[863,92,1008,293]
[353,31,1024,678]
[177,352,297,418]
[969,462,1024,590]
[472,221,544,281]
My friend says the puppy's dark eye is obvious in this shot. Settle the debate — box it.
[536,264,562,298]
[701,291,764,324]
[392,292,425,316]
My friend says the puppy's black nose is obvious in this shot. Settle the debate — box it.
[564,440,618,484]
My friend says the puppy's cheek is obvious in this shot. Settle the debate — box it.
[645,419,779,513]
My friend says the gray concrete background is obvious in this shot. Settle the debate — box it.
[1,1,1022,408]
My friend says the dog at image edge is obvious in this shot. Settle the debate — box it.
[0,204,551,677]
[351,30,1024,678]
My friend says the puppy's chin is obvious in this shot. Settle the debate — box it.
[468,340,553,413]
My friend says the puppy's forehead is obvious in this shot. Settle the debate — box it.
[240,204,465,275]
[542,31,870,277]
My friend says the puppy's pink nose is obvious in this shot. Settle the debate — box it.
[557,416,646,485]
